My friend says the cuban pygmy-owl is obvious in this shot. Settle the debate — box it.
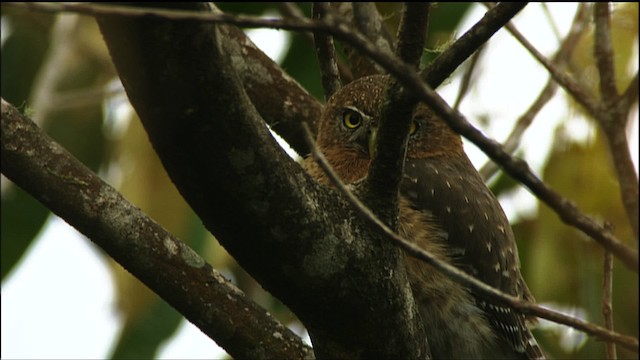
[304,75,544,359]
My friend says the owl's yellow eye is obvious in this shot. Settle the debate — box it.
[409,120,420,135]
[342,109,362,129]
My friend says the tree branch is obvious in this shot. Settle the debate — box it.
[348,2,395,77]
[593,2,640,240]
[312,2,342,100]
[0,98,314,360]
[479,2,590,180]
[594,3,618,104]
[278,2,354,85]
[95,3,429,358]
[421,2,527,88]
[602,251,617,358]
[486,3,602,117]
[365,2,430,226]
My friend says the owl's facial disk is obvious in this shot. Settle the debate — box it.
[341,106,378,158]
[340,105,423,159]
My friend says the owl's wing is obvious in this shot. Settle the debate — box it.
[402,155,542,358]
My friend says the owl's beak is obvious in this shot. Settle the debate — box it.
[368,126,378,158]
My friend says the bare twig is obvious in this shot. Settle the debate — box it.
[540,3,562,41]
[28,13,81,125]
[593,2,640,239]
[313,2,342,100]
[484,3,602,117]
[479,80,557,181]
[595,3,618,104]
[453,47,484,110]
[278,2,353,84]
[301,121,639,352]
[421,2,527,88]
[619,72,639,116]
[603,251,617,359]
[479,3,590,180]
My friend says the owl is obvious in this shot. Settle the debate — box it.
[304,75,544,359]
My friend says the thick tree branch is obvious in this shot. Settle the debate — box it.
[203,3,323,156]
[95,3,428,358]
[347,2,395,78]
[0,98,314,360]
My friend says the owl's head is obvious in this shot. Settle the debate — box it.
[317,75,464,160]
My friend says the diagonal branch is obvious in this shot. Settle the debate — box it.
[0,98,314,360]
[278,2,354,84]
[421,2,527,88]
[487,3,602,117]
[479,2,590,180]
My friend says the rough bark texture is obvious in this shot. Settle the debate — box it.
[96,3,428,358]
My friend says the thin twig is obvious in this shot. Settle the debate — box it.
[483,2,602,117]
[541,3,562,42]
[301,121,639,352]
[594,3,619,104]
[603,250,617,359]
[278,2,353,84]
[594,2,640,240]
[619,72,639,117]
[479,80,557,181]
[453,46,484,111]
[421,2,527,88]
[479,3,590,180]
[313,2,342,100]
